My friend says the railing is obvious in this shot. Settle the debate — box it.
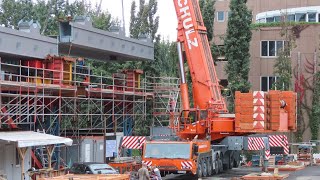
[0,59,148,94]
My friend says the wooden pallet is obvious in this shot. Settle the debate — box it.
[38,174,130,180]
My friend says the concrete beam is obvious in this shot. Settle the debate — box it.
[58,17,154,61]
[0,20,58,59]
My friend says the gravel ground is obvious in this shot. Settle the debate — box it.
[162,166,320,180]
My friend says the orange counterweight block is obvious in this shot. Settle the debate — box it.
[235,91,297,133]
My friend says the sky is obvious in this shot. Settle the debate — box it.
[92,0,177,41]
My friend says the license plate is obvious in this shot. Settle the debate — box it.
[177,171,186,174]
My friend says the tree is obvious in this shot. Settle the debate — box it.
[129,0,159,41]
[199,0,221,60]
[224,0,252,111]
[273,49,292,90]
[199,0,215,41]
[0,0,34,28]
[309,37,320,141]
[127,0,161,77]
[273,18,295,91]
[310,72,320,140]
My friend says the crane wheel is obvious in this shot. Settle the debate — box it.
[218,158,223,173]
[197,160,203,178]
[214,160,219,174]
[233,159,240,168]
[229,155,234,169]
[207,157,213,176]
[202,158,208,177]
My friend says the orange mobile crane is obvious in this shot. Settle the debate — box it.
[141,0,297,178]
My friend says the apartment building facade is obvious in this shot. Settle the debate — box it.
[214,0,320,140]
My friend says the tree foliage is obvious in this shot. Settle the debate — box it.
[224,0,252,111]
[0,0,116,36]
[273,20,296,91]
[309,38,320,141]
[310,72,320,140]
[199,0,215,41]
[129,0,159,41]
[273,49,292,90]
[199,0,220,60]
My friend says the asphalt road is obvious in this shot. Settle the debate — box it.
[162,166,320,180]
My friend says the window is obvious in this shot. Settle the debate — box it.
[261,41,268,56]
[274,16,281,22]
[261,76,278,91]
[296,13,306,22]
[266,17,274,22]
[144,143,191,159]
[269,41,275,56]
[217,11,225,22]
[261,41,287,57]
[216,45,226,61]
[308,13,316,22]
[287,14,295,22]
[276,41,283,54]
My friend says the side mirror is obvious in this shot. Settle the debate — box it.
[193,144,199,156]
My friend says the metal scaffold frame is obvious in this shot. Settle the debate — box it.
[146,76,181,127]
[0,57,181,167]
[0,57,151,167]
[0,58,149,138]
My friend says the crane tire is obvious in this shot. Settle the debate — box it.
[202,158,208,177]
[207,157,213,176]
[197,160,202,178]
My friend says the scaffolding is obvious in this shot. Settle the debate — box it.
[0,58,150,133]
[0,57,181,168]
[146,76,181,127]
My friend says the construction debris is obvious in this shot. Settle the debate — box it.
[267,161,305,171]
[241,172,289,180]
[267,165,305,172]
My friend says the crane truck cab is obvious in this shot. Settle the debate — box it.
[141,138,223,177]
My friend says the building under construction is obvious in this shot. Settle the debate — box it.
[0,16,180,176]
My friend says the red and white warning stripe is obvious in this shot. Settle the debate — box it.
[269,135,289,154]
[121,136,146,149]
[265,150,270,160]
[248,137,265,150]
[181,161,193,169]
[142,160,152,166]
[253,91,265,129]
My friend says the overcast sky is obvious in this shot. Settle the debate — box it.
[94,0,177,41]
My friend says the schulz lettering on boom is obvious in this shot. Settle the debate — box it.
[177,0,199,49]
